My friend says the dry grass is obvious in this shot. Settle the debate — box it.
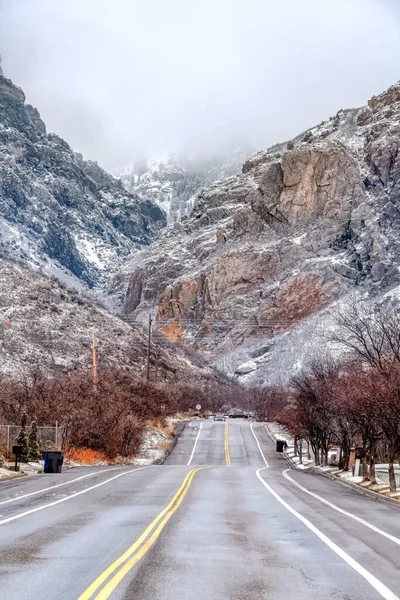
[151,418,175,438]
[153,440,171,452]
[65,447,110,465]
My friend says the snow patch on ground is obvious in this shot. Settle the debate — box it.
[74,236,105,269]
[266,422,314,468]
[133,419,187,465]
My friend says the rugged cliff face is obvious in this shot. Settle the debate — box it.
[0,75,165,288]
[122,83,400,383]
[0,259,222,384]
[0,74,227,383]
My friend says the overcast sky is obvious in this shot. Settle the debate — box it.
[1,0,400,170]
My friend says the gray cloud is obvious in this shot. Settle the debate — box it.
[1,0,400,169]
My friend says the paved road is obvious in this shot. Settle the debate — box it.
[0,419,399,599]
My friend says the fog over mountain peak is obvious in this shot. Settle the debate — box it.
[1,0,400,169]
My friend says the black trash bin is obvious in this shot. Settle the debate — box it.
[276,439,286,453]
[43,451,64,473]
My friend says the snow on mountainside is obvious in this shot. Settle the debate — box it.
[0,74,165,289]
[0,259,222,383]
[116,151,250,224]
[120,82,400,384]
[0,72,227,383]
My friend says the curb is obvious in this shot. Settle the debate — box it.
[0,472,27,484]
[308,466,400,509]
[264,423,296,468]
[156,420,189,465]
[264,423,400,508]
[284,452,297,469]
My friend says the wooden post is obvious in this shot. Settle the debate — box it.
[146,314,152,382]
[155,345,159,382]
[92,328,98,392]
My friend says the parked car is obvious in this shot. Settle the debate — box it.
[214,413,226,421]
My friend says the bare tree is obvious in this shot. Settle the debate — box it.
[331,301,400,372]
[331,301,400,490]
[290,359,339,466]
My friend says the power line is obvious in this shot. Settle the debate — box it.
[122,317,300,325]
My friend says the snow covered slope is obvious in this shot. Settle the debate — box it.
[117,151,249,224]
[120,82,400,384]
[0,74,165,289]
[0,72,233,383]
[0,259,223,383]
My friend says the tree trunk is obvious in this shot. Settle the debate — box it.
[369,439,377,485]
[388,461,397,493]
[343,434,350,471]
[338,445,343,469]
[299,438,303,464]
[340,434,350,471]
[370,453,376,486]
[362,455,369,482]
[344,446,350,471]
[312,444,319,466]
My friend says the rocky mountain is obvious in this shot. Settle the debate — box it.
[0,72,227,384]
[117,151,249,224]
[0,74,165,289]
[0,258,223,384]
[121,82,400,384]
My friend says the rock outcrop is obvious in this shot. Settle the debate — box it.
[0,73,231,384]
[0,259,221,384]
[0,75,165,288]
[116,152,250,224]
[121,82,400,383]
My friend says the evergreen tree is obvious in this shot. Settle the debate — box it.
[16,413,29,463]
[28,420,42,462]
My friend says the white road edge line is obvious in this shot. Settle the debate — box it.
[250,423,269,467]
[187,422,202,466]
[0,467,150,526]
[0,468,121,506]
[282,469,400,547]
[256,468,399,600]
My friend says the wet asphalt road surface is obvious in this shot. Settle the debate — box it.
[0,420,399,599]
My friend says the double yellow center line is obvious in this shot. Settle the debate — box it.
[224,422,231,466]
[78,467,209,600]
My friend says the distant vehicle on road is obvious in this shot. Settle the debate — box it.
[214,413,226,421]
[229,412,249,419]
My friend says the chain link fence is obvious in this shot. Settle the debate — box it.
[0,424,64,458]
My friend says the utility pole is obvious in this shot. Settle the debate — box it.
[155,345,159,382]
[146,313,152,382]
[92,328,98,393]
